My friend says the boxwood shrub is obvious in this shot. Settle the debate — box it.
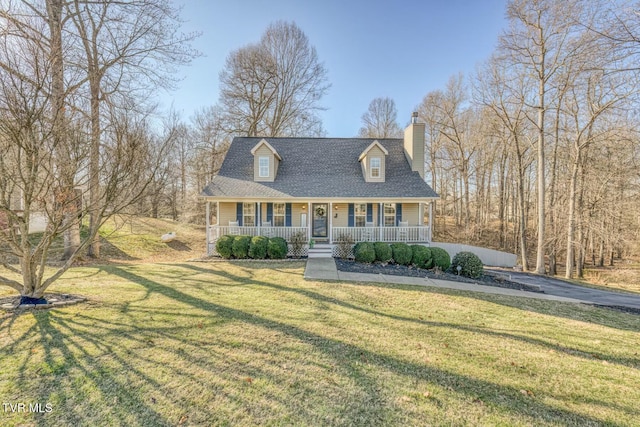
[411,245,433,269]
[354,242,376,263]
[248,236,268,259]
[232,235,251,259]
[430,247,451,271]
[390,242,412,265]
[268,237,288,259]
[215,235,235,259]
[373,242,392,262]
[451,251,484,279]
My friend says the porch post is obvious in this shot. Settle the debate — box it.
[379,202,383,241]
[429,201,434,242]
[329,202,333,243]
[216,201,219,226]
[257,202,261,235]
[205,200,210,254]
[308,202,311,242]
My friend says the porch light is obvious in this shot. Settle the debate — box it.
[334,205,338,210]
[302,205,306,210]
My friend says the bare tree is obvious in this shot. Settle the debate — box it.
[67,0,198,258]
[500,0,581,274]
[358,97,402,138]
[219,21,330,137]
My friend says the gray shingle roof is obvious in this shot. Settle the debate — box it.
[201,137,438,199]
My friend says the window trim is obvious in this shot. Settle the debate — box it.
[354,203,366,227]
[383,203,396,227]
[243,202,255,227]
[370,157,381,178]
[273,202,285,227]
[258,156,269,178]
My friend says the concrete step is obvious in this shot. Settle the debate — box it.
[308,246,334,258]
[308,252,333,258]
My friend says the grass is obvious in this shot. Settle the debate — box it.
[1,261,640,426]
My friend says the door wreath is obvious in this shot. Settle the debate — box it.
[315,206,325,217]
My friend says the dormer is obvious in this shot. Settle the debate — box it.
[358,140,388,182]
[251,139,282,182]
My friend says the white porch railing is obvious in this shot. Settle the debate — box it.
[209,226,308,242]
[332,226,430,243]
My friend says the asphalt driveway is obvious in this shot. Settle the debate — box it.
[487,269,640,310]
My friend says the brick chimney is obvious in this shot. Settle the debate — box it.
[403,112,425,179]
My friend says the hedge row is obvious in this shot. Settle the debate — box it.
[353,241,456,273]
[216,235,288,259]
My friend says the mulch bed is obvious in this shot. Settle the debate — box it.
[0,293,86,312]
[334,259,544,293]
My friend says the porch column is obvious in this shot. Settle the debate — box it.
[206,200,210,254]
[379,202,383,241]
[257,202,261,235]
[329,202,333,243]
[429,201,434,242]
[216,201,219,226]
[308,202,312,242]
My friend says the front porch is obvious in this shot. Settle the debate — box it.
[205,200,434,255]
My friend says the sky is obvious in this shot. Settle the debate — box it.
[161,0,509,137]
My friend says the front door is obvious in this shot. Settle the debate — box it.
[312,203,328,239]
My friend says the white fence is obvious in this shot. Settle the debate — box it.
[210,226,308,241]
[332,226,430,243]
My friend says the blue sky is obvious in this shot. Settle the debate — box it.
[162,0,508,136]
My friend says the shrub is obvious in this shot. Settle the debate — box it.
[354,242,376,263]
[289,231,307,258]
[232,235,251,259]
[390,242,412,265]
[335,232,355,259]
[430,247,451,271]
[268,237,288,259]
[215,235,235,259]
[451,251,484,279]
[374,242,392,262]
[411,245,432,269]
[248,236,268,259]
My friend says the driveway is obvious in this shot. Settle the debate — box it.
[487,268,640,310]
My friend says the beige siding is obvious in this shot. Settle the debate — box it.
[253,145,275,182]
[332,203,349,227]
[401,203,420,225]
[218,202,237,226]
[291,203,306,227]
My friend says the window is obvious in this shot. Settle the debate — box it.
[384,203,396,227]
[243,203,255,226]
[259,156,269,177]
[273,203,285,226]
[354,203,367,227]
[370,157,381,178]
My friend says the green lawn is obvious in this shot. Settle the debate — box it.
[1,261,640,426]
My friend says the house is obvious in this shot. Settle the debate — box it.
[201,113,439,256]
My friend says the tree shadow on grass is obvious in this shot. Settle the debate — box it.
[1,262,635,425]
[176,263,640,371]
[103,265,627,425]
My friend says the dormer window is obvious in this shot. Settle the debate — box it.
[259,156,269,178]
[358,140,388,182]
[251,139,281,182]
[370,157,381,178]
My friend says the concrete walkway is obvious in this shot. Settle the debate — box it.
[304,258,585,305]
